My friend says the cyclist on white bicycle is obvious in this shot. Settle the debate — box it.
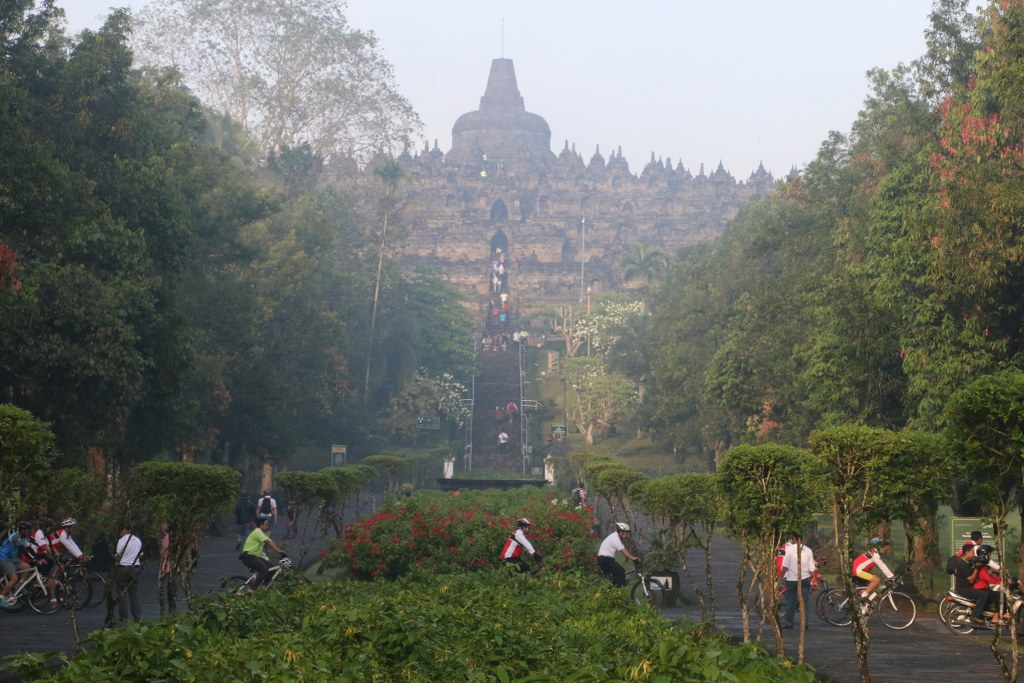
[0,522,33,607]
[851,537,894,603]
[597,522,639,587]
[240,517,287,589]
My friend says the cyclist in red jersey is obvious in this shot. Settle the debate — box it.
[851,537,894,602]
[500,518,541,574]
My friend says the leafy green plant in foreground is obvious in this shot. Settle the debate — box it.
[7,570,815,682]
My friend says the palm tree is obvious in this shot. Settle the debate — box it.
[620,245,668,293]
[364,156,408,403]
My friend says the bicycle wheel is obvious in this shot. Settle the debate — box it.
[813,581,832,621]
[876,591,916,629]
[63,576,92,610]
[820,588,853,626]
[944,604,976,635]
[219,575,250,596]
[84,572,107,608]
[28,581,64,614]
[0,575,31,613]
[630,577,665,609]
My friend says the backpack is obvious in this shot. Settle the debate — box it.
[260,496,273,515]
[946,554,958,575]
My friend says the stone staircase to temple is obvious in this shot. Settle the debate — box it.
[469,349,523,474]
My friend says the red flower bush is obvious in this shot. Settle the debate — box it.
[324,488,597,579]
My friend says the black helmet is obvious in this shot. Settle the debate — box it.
[16,520,31,533]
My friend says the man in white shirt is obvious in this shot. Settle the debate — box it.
[108,524,143,625]
[780,533,816,630]
[596,522,639,587]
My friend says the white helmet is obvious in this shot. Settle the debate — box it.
[615,522,630,533]
[278,556,293,569]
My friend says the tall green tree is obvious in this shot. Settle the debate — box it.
[134,0,421,159]
[718,444,818,651]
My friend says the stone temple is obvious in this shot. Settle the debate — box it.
[324,58,778,312]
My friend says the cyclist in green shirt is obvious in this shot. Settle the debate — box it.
[240,517,286,589]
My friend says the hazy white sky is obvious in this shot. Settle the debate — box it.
[63,0,938,179]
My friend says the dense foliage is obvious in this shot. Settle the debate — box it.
[0,3,474,482]
[7,566,815,682]
[635,0,1004,465]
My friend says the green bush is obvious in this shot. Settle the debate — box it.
[10,571,814,682]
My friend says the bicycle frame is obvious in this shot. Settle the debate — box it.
[5,565,47,599]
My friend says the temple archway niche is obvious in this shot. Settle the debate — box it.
[490,199,509,224]
[490,230,509,257]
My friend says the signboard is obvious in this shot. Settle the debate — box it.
[951,517,993,551]
[417,416,441,430]
[550,424,566,436]
[331,444,347,466]
[949,517,994,589]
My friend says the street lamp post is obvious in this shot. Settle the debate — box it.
[586,286,592,357]
[579,217,586,307]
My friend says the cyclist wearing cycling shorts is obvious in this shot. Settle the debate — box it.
[240,517,286,589]
[500,518,542,573]
[0,522,33,607]
[597,522,639,587]
[851,537,894,602]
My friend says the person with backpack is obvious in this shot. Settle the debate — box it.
[234,493,255,549]
[255,490,277,528]
[952,543,999,626]
[500,518,542,574]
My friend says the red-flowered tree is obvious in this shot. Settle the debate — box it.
[915,0,1024,428]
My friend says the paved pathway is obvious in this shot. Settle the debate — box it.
[0,519,329,681]
[0,522,1015,682]
[663,536,1014,682]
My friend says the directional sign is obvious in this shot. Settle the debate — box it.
[417,416,441,430]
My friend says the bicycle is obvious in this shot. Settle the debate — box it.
[219,556,292,596]
[0,563,65,614]
[55,558,106,610]
[602,560,665,609]
[753,575,832,621]
[819,576,917,629]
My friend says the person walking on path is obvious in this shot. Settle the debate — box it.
[781,533,816,630]
[107,524,143,625]
[234,493,255,549]
[497,430,509,454]
[255,490,278,528]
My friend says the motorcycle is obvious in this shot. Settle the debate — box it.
[943,579,1024,635]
